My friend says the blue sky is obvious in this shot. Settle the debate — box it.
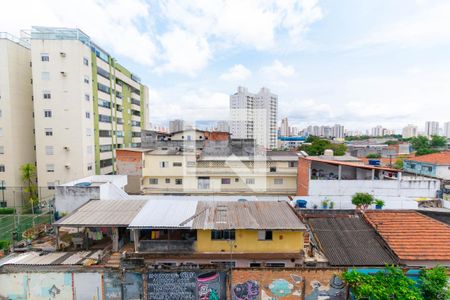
[2,0,450,133]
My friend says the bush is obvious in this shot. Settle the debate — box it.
[366,153,381,158]
[419,266,449,300]
[0,207,15,214]
[0,240,10,249]
[351,193,374,209]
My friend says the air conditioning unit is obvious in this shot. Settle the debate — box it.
[60,71,67,77]
[64,146,70,151]
[60,52,66,57]
[65,164,71,169]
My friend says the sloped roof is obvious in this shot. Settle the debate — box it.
[365,211,450,261]
[128,199,198,229]
[406,151,450,165]
[55,200,147,227]
[308,215,397,266]
[192,201,306,230]
[304,157,400,172]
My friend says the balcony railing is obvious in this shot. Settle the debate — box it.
[138,240,195,253]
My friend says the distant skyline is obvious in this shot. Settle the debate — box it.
[2,0,450,131]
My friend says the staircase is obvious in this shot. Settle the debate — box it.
[104,252,121,268]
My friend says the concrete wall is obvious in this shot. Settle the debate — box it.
[116,150,144,176]
[232,268,346,300]
[308,179,440,198]
[55,186,100,214]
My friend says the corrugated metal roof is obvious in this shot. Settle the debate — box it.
[0,251,100,266]
[128,200,198,229]
[192,201,306,230]
[55,200,147,227]
[308,215,398,266]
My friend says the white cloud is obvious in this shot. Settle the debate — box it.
[220,64,252,81]
[156,28,211,76]
[261,60,296,78]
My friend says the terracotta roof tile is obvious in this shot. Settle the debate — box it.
[364,211,450,261]
[406,151,450,165]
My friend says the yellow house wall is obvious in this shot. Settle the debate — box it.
[196,229,303,253]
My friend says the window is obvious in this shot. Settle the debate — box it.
[45,146,54,155]
[97,67,110,79]
[43,92,51,99]
[0,165,5,172]
[0,180,6,189]
[160,161,169,168]
[149,178,158,185]
[83,57,89,66]
[41,72,50,80]
[85,112,91,119]
[44,110,52,118]
[87,145,93,154]
[87,163,93,171]
[266,262,285,268]
[99,130,111,137]
[86,128,92,136]
[289,161,297,168]
[270,167,276,172]
[46,164,55,172]
[175,178,183,185]
[211,230,235,240]
[246,178,255,185]
[173,162,182,167]
[0,146,4,154]
[100,158,113,168]
[274,178,283,185]
[249,262,262,267]
[221,178,231,185]
[85,94,90,101]
[165,178,170,184]
[84,76,90,84]
[258,230,273,241]
[0,110,2,118]
[45,128,53,136]
[99,144,112,152]
[41,53,49,61]
[99,114,111,123]
[235,178,239,182]
[97,83,111,94]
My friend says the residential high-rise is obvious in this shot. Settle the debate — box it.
[280,117,289,136]
[30,27,149,188]
[230,86,278,149]
[290,126,298,136]
[0,33,35,206]
[402,124,418,138]
[169,119,185,133]
[331,124,344,139]
[215,120,230,132]
[444,122,450,139]
[371,125,384,137]
[425,121,439,137]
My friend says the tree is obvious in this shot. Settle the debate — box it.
[393,158,404,170]
[299,137,347,156]
[351,192,374,209]
[20,163,38,213]
[411,136,430,150]
[342,266,422,300]
[366,153,381,159]
[419,266,449,300]
[430,135,447,148]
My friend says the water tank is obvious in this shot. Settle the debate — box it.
[324,149,334,156]
[368,159,380,166]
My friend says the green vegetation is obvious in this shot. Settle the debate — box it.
[0,213,51,243]
[410,135,446,156]
[0,239,10,250]
[20,163,38,213]
[342,266,422,299]
[419,266,450,300]
[374,199,385,208]
[351,192,374,209]
[393,158,404,170]
[343,266,449,300]
[298,136,347,156]
[0,207,15,214]
[366,153,381,159]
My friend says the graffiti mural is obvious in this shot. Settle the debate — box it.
[233,280,260,300]
[232,269,346,300]
[104,272,123,300]
[148,271,227,300]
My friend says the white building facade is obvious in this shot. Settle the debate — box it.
[425,121,439,137]
[402,124,418,138]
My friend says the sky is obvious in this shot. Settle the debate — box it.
[2,0,450,133]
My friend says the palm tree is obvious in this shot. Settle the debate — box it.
[20,163,38,213]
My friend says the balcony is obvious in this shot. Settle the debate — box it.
[138,240,195,253]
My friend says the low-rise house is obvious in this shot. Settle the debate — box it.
[364,210,450,267]
[403,151,450,179]
[297,156,441,209]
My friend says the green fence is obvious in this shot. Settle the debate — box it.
[0,213,52,245]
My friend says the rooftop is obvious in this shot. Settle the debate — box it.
[364,210,450,261]
[406,151,450,165]
[306,213,397,266]
[55,200,147,227]
[192,201,306,230]
[303,156,400,172]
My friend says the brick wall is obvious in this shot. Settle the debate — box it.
[297,158,311,196]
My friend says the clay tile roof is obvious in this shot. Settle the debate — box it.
[406,151,450,165]
[364,211,450,261]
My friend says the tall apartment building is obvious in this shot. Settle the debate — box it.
[402,124,418,138]
[280,117,289,136]
[443,122,450,139]
[169,119,185,133]
[425,121,439,137]
[0,33,35,204]
[371,125,384,137]
[230,86,278,149]
[331,124,344,139]
[30,27,148,188]
[215,120,229,132]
